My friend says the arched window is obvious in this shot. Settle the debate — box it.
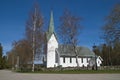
[63,57,65,63]
[55,52,59,63]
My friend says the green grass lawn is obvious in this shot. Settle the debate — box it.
[17,70,120,74]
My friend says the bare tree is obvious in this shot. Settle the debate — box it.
[103,3,120,45]
[12,40,33,69]
[25,3,44,71]
[58,10,82,67]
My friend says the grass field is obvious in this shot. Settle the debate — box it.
[17,70,120,74]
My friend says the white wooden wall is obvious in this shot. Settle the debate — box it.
[60,57,91,67]
[46,34,102,68]
[47,34,58,68]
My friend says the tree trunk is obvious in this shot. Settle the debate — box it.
[76,55,79,67]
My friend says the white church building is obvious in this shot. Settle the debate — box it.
[44,11,103,68]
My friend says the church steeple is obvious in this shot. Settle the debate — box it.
[46,11,56,41]
[48,10,54,33]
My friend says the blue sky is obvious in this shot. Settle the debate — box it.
[0,0,120,55]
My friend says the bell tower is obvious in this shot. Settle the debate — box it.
[46,11,58,68]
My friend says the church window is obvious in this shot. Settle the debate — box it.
[70,57,72,63]
[55,53,58,63]
[63,57,65,63]
[81,58,83,63]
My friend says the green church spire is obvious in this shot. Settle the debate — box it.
[46,11,56,41]
[48,10,54,33]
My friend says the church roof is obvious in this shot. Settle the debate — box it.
[48,11,54,34]
[46,11,58,42]
[56,45,95,57]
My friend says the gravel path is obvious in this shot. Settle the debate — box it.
[0,70,120,80]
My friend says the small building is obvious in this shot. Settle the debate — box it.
[44,11,103,68]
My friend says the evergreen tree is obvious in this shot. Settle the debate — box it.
[93,44,101,56]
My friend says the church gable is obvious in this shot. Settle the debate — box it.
[46,32,58,43]
[46,10,58,42]
[48,33,58,45]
